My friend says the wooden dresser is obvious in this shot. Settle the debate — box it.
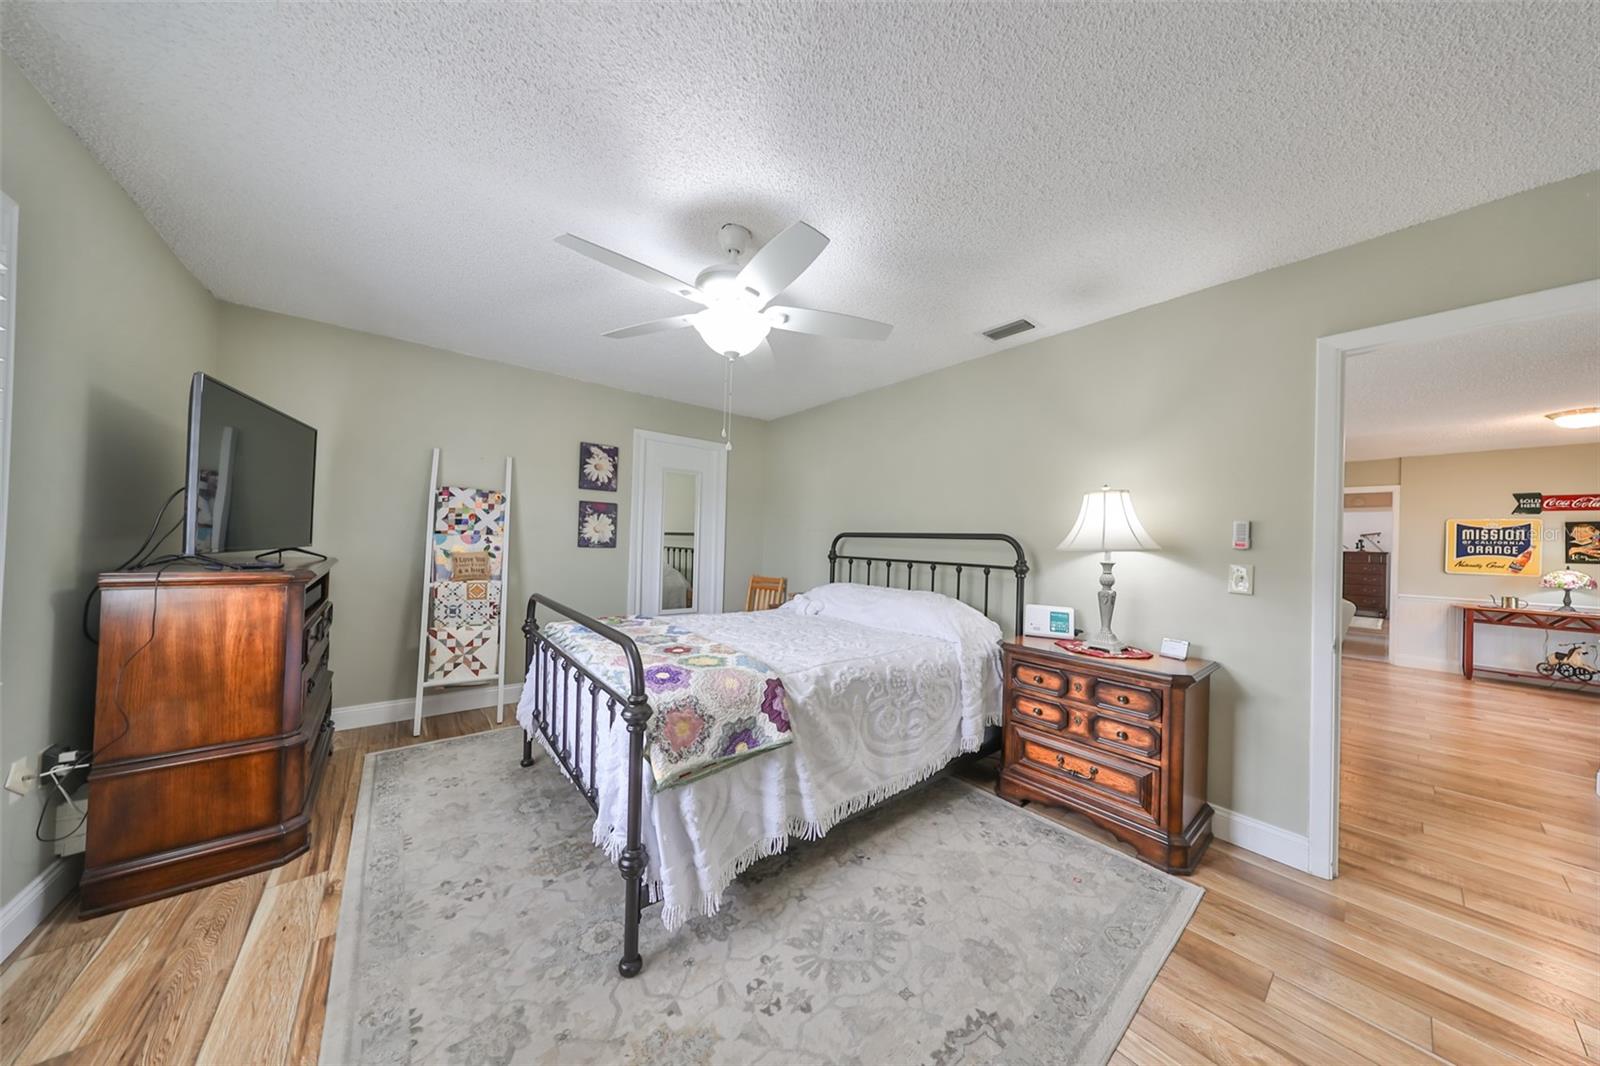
[1342,550,1389,618]
[82,560,335,916]
[997,637,1217,873]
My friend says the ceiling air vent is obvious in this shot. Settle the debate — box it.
[981,318,1036,341]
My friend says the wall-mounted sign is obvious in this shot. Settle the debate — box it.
[1445,518,1542,576]
[1511,493,1600,514]
[1568,521,1600,565]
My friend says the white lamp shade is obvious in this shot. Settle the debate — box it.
[1057,486,1161,553]
[691,304,771,358]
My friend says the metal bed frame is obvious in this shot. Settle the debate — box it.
[518,532,1029,977]
[663,537,694,580]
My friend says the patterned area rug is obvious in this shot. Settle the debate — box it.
[321,729,1201,1065]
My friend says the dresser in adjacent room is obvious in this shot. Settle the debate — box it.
[997,637,1217,873]
[81,559,335,916]
[1342,549,1389,618]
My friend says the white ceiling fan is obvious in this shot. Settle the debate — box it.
[554,221,893,362]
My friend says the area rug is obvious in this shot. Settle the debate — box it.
[321,729,1201,1066]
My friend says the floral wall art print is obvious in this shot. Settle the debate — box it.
[579,500,618,548]
[579,442,619,491]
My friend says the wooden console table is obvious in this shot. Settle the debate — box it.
[1455,603,1600,689]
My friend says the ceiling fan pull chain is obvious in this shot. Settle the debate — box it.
[722,355,734,452]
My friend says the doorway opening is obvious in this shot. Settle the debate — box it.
[1308,279,1600,878]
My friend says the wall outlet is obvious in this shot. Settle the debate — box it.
[5,756,37,799]
[1228,564,1255,595]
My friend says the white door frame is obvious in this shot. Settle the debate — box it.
[627,429,727,616]
[1308,278,1599,879]
[0,194,17,662]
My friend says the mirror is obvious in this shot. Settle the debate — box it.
[660,471,698,611]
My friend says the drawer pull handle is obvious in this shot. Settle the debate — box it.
[1115,729,1129,741]
[1032,674,1045,684]
[1072,714,1083,725]
[1031,707,1043,716]
[1053,753,1098,779]
[1116,694,1130,705]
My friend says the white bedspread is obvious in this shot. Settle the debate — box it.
[515,589,1002,928]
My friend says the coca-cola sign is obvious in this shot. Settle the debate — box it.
[1510,493,1600,514]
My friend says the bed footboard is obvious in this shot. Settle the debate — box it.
[520,594,653,978]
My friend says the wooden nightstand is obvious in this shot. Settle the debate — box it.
[997,636,1217,873]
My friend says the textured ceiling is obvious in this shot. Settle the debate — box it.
[4,3,1598,419]
[1344,308,1600,461]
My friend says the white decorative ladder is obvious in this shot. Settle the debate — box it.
[412,449,514,736]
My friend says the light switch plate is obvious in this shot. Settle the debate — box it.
[1228,564,1254,595]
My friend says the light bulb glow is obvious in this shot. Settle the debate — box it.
[691,304,770,357]
[1546,407,1600,430]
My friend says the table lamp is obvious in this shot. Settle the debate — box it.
[1057,485,1161,653]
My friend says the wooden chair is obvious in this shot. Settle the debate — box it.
[746,575,787,612]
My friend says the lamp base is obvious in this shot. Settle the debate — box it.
[1087,558,1126,654]
[1083,633,1128,654]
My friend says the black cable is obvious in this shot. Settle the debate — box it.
[34,779,89,843]
[82,487,187,643]
[133,516,185,570]
[88,553,237,764]
[114,487,186,570]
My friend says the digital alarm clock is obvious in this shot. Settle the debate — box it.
[1023,603,1077,639]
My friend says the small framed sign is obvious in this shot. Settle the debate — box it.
[1159,637,1190,661]
[1023,604,1076,639]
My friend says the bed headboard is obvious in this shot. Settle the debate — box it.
[827,532,1029,636]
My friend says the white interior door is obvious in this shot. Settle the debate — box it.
[629,430,726,616]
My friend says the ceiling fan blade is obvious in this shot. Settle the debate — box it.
[555,234,706,304]
[767,305,893,342]
[735,222,829,306]
[602,315,697,339]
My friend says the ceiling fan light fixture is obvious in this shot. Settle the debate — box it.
[1546,406,1600,429]
[691,304,770,358]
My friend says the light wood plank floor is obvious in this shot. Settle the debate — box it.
[3,660,1596,1064]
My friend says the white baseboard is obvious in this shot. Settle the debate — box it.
[332,685,515,731]
[1387,653,1456,675]
[1,856,80,963]
[1212,805,1311,873]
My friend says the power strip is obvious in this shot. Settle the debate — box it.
[41,746,90,796]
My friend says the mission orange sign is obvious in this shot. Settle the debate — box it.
[1445,519,1542,576]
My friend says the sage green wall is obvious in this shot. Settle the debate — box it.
[1389,444,1600,604]
[0,57,219,906]
[214,304,769,708]
[1344,459,1401,487]
[760,173,1600,837]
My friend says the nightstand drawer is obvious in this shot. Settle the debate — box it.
[1010,695,1094,738]
[1011,694,1065,729]
[1011,659,1091,702]
[1015,730,1158,824]
[1089,714,1161,761]
[1013,660,1068,696]
[1093,679,1161,720]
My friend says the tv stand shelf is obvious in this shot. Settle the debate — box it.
[82,558,336,917]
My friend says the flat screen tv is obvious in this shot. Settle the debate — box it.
[183,373,317,556]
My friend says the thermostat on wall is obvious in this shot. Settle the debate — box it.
[1023,604,1077,639]
[1233,520,1251,550]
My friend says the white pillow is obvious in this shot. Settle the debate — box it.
[788,582,1002,648]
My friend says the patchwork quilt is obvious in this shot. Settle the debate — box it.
[540,617,791,789]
